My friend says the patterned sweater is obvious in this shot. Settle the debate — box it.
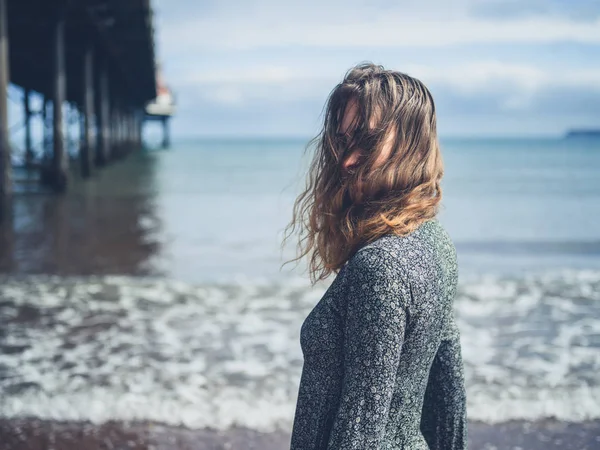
[290,218,467,449]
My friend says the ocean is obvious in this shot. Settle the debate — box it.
[1,137,599,437]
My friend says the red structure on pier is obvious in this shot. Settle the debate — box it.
[145,63,175,148]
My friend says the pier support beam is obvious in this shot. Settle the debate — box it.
[111,106,119,157]
[136,112,142,148]
[24,89,34,167]
[52,10,68,192]
[96,65,110,165]
[81,45,94,178]
[119,109,124,152]
[128,111,134,148]
[121,109,126,152]
[0,0,11,196]
[131,109,140,150]
[42,96,50,156]
[123,109,128,150]
[162,116,170,148]
[139,113,144,147]
[124,110,129,150]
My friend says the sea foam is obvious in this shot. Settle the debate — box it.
[1,271,599,430]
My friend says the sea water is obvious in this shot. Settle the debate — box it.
[0,137,599,430]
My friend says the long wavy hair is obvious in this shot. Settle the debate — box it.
[281,62,443,285]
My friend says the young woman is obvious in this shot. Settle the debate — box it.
[283,62,468,449]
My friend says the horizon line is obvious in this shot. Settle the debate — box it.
[164,133,573,142]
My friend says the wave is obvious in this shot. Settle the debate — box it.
[1,271,599,429]
[456,240,600,255]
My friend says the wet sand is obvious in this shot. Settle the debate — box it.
[1,418,599,450]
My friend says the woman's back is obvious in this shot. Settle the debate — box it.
[285,62,467,449]
[290,218,467,449]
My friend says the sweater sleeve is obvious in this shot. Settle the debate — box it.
[420,314,468,449]
[326,247,409,449]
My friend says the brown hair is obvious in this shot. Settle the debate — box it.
[281,62,443,285]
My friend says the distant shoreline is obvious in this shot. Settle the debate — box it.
[170,134,575,143]
[565,129,600,139]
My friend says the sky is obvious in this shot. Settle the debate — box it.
[150,0,600,138]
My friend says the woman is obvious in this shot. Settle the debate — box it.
[283,62,468,449]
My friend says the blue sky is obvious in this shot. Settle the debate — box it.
[151,0,600,138]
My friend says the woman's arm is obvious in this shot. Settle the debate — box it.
[326,247,409,449]
[420,315,468,449]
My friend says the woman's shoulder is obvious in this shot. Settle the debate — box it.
[359,218,449,257]
[345,218,457,282]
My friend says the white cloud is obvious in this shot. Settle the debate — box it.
[151,0,600,135]
[406,62,600,92]
[160,11,600,54]
[171,61,600,109]
[177,66,310,85]
[208,87,245,105]
[173,65,333,107]
[405,62,544,92]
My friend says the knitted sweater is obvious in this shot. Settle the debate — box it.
[290,218,467,449]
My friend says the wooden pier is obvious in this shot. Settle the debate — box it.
[0,0,159,195]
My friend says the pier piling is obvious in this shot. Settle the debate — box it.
[23,89,33,167]
[162,117,170,148]
[0,0,10,196]
[52,8,68,192]
[1,0,165,195]
[42,97,50,158]
[81,45,94,178]
[96,65,110,166]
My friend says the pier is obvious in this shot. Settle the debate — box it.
[0,0,163,195]
[145,63,175,148]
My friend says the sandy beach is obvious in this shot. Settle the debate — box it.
[1,418,599,450]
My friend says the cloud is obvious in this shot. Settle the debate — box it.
[167,61,600,137]
[177,66,310,85]
[158,0,600,55]
[472,0,600,22]
[150,0,600,137]
[168,83,600,138]
[171,65,333,109]
[406,62,600,110]
[170,61,600,110]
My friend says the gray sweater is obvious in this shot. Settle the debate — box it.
[290,218,467,449]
